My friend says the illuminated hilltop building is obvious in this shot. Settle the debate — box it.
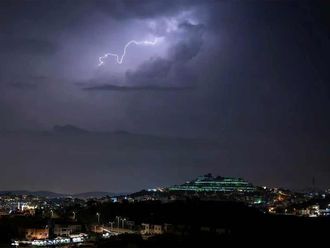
[169,173,255,193]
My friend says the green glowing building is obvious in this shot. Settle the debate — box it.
[168,174,255,192]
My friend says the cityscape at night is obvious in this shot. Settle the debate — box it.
[1,174,330,246]
[1,0,330,247]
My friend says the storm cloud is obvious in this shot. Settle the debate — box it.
[83,84,193,92]
[0,0,329,192]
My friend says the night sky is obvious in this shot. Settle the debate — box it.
[0,0,329,193]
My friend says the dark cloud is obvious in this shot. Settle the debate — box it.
[0,130,222,192]
[169,22,205,62]
[79,21,204,91]
[0,0,197,32]
[124,21,205,87]
[125,57,172,85]
[2,75,47,90]
[0,0,330,191]
[0,101,18,130]
[0,36,58,55]
[95,0,192,19]
[7,81,39,90]
[83,84,193,92]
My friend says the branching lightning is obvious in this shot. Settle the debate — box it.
[98,38,161,66]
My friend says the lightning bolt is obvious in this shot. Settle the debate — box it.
[98,38,161,66]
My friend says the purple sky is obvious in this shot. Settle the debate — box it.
[0,0,329,193]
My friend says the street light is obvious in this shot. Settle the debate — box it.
[96,212,100,224]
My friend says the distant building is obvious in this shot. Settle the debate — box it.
[140,223,164,235]
[140,223,151,235]
[168,173,255,193]
[53,224,82,237]
[24,228,49,240]
[153,225,163,235]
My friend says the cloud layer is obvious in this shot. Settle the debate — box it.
[0,0,330,191]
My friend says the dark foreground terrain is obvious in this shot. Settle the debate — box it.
[1,200,329,247]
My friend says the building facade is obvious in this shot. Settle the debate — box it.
[53,224,82,237]
[168,174,255,193]
[24,228,49,240]
[140,223,164,235]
